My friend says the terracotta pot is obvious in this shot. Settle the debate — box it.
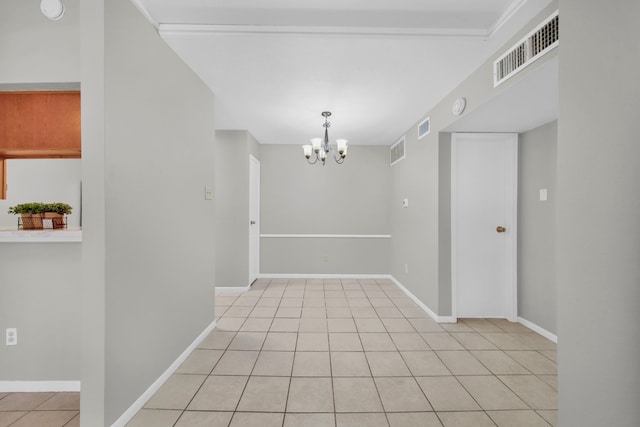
[44,212,65,229]
[21,213,43,230]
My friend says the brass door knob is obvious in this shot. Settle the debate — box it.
[496,226,506,233]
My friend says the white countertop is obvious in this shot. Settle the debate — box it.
[0,227,82,243]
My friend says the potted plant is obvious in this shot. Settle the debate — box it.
[43,203,72,229]
[8,202,72,230]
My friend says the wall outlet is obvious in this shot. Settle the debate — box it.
[323,255,329,263]
[204,186,213,200]
[404,263,409,273]
[6,328,17,346]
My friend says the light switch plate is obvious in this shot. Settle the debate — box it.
[539,189,548,201]
[402,199,409,208]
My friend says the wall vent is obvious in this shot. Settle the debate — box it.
[390,136,406,166]
[418,117,431,139]
[493,10,559,87]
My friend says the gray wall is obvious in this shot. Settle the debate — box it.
[557,1,640,426]
[215,130,260,287]
[390,2,559,316]
[260,144,390,274]
[518,121,557,334]
[0,0,79,84]
[0,243,80,381]
[82,0,216,424]
[0,0,81,386]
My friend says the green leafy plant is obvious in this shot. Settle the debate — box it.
[8,202,72,215]
[44,203,73,215]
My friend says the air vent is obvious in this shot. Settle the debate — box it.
[418,117,431,139]
[390,136,406,166]
[494,10,559,87]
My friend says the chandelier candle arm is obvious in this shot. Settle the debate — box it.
[302,111,348,166]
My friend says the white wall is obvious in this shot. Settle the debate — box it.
[390,2,559,316]
[0,0,81,389]
[82,0,217,424]
[214,130,260,287]
[260,144,391,275]
[518,121,557,334]
[557,1,640,425]
[0,243,80,382]
[0,0,79,84]
[0,159,81,228]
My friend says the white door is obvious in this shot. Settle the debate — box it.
[249,155,260,284]
[452,133,518,321]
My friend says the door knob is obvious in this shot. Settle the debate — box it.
[250,220,256,225]
[496,226,506,233]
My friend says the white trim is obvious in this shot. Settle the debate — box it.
[129,0,159,29]
[389,276,456,323]
[216,286,251,294]
[488,0,529,37]
[111,319,217,427]
[258,274,391,280]
[0,381,80,392]
[518,317,558,343]
[0,229,82,243]
[451,133,518,322]
[159,24,489,39]
[260,234,391,239]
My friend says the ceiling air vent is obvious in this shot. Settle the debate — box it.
[418,117,431,139]
[390,136,406,166]
[493,10,559,87]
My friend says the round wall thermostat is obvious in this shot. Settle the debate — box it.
[452,97,466,116]
[41,0,65,20]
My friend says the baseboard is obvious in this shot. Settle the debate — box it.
[0,381,80,392]
[518,316,558,343]
[216,286,251,293]
[111,319,217,427]
[258,274,391,279]
[389,276,456,323]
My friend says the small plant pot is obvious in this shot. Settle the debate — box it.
[44,212,65,229]
[21,213,44,230]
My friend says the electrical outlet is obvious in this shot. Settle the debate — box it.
[323,255,329,263]
[6,328,17,346]
[204,186,213,200]
[404,264,409,273]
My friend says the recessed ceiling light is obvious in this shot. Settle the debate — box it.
[41,0,65,21]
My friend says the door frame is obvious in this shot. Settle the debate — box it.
[249,154,260,284]
[451,132,518,322]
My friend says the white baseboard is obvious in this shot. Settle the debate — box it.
[216,286,251,294]
[0,381,81,392]
[389,276,456,323]
[258,274,391,280]
[111,319,217,427]
[518,316,558,343]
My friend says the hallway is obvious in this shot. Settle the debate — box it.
[127,278,557,426]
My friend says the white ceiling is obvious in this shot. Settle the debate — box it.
[133,0,555,145]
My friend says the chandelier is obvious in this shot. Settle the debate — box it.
[302,111,348,165]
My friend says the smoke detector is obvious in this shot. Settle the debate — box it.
[41,0,65,20]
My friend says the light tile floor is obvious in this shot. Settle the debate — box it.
[0,392,79,427]
[0,278,554,427]
[129,278,557,426]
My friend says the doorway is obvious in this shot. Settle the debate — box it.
[249,155,260,284]
[451,133,518,321]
